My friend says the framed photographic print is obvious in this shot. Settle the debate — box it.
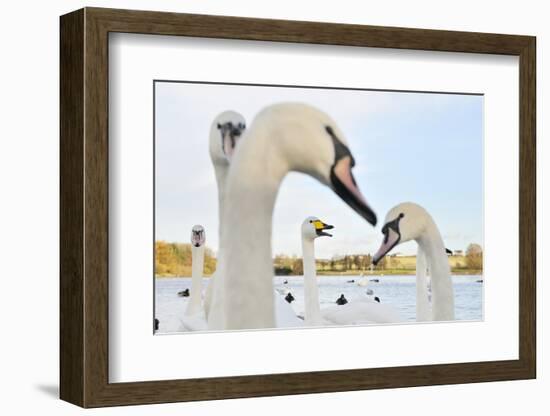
[60,7,536,408]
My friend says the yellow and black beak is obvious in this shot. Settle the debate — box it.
[313,220,334,237]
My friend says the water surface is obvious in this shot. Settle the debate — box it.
[155,274,483,333]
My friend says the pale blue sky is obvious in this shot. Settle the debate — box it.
[155,81,483,258]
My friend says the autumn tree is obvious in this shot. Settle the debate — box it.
[466,243,483,270]
[155,241,217,277]
[155,241,177,275]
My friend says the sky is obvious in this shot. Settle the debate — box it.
[155,81,483,259]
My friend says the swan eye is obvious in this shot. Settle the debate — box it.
[309,220,313,223]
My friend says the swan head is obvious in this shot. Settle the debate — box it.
[372,202,429,265]
[190,224,206,248]
[301,216,334,241]
[255,103,377,226]
[209,111,246,164]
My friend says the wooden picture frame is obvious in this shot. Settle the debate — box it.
[60,7,536,408]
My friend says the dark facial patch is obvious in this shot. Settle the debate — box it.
[372,213,404,266]
[191,229,205,247]
[326,125,376,226]
[326,126,356,168]
[217,121,245,156]
[381,213,404,244]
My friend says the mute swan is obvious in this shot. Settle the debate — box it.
[203,111,246,319]
[185,225,206,316]
[177,225,208,331]
[209,111,246,221]
[210,103,378,330]
[372,202,455,321]
[202,111,302,328]
[301,217,400,326]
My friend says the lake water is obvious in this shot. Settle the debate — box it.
[155,275,483,333]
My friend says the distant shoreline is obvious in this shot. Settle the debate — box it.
[155,269,482,278]
[317,269,482,276]
[155,241,483,278]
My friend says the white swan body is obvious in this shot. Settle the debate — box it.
[373,202,455,321]
[178,313,207,332]
[320,299,401,325]
[178,111,246,332]
[209,103,378,330]
[274,291,303,327]
[357,275,370,287]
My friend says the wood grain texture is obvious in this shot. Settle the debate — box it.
[87,7,532,54]
[59,7,537,408]
[83,10,110,406]
[518,38,536,376]
[59,8,84,407]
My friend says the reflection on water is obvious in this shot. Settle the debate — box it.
[155,275,483,333]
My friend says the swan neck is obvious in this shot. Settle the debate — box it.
[213,163,229,236]
[417,221,454,321]
[221,142,286,329]
[302,237,322,325]
[204,161,228,323]
[186,245,204,316]
[415,246,432,321]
